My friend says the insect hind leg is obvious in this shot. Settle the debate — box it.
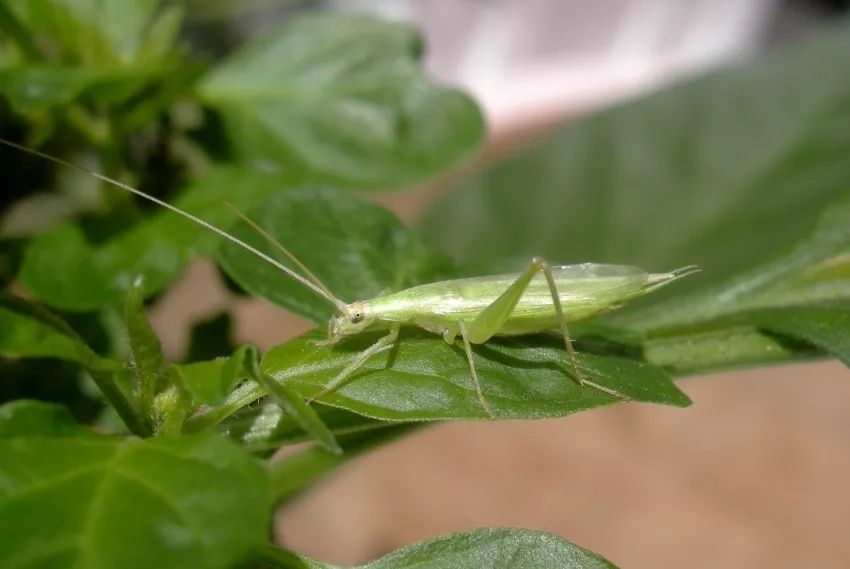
[535,257,630,401]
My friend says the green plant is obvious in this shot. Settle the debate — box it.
[1,3,848,567]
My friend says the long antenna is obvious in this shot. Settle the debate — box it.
[223,201,347,313]
[0,138,345,311]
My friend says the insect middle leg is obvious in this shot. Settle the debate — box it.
[458,320,495,419]
[465,257,628,401]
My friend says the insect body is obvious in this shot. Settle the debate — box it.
[316,260,697,416]
[1,139,698,418]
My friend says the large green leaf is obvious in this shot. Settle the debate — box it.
[206,330,690,423]
[217,186,448,324]
[257,528,616,569]
[199,14,484,189]
[0,425,271,569]
[422,23,850,296]
[420,24,850,371]
[18,167,298,311]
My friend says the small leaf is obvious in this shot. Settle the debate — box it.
[221,404,386,455]
[0,432,271,569]
[0,66,101,113]
[0,400,86,438]
[217,187,447,324]
[0,293,114,369]
[177,354,246,407]
[241,346,342,456]
[199,14,484,189]
[233,330,689,423]
[124,279,164,420]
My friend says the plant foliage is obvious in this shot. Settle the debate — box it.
[1,2,848,567]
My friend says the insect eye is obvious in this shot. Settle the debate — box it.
[351,313,363,323]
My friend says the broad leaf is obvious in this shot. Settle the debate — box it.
[0,430,270,569]
[217,187,448,324]
[19,167,298,311]
[422,23,850,307]
[209,330,690,423]
[420,23,850,371]
[199,14,484,189]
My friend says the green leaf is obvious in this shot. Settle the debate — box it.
[0,400,86,438]
[177,354,246,407]
[257,528,616,569]
[225,330,689,423]
[618,194,850,334]
[124,279,164,420]
[421,24,850,306]
[221,404,386,455]
[747,303,850,366]
[3,0,177,66]
[0,66,101,113]
[0,432,271,569]
[199,13,484,189]
[19,166,297,311]
[217,187,447,324]
[240,346,342,455]
[0,293,113,369]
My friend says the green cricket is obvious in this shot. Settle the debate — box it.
[2,139,698,417]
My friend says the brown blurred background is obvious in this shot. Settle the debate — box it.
[153,1,850,566]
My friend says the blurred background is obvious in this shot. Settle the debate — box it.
[158,1,850,567]
[3,0,850,567]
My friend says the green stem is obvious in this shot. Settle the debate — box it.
[89,369,151,437]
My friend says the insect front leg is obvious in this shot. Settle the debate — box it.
[307,326,400,404]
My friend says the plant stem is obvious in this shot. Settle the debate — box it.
[89,369,151,437]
